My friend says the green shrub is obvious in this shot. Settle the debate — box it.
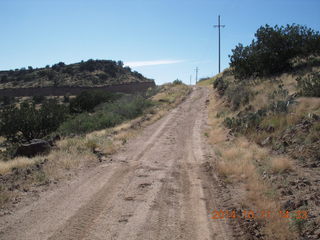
[224,109,267,133]
[213,76,251,110]
[268,100,289,113]
[297,72,320,97]
[267,84,292,113]
[225,85,252,110]
[213,77,229,96]
[173,79,183,85]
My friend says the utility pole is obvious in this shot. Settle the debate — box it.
[214,15,225,73]
[190,75,192,86]
[195,67,199,84]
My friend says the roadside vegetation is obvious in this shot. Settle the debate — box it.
[0,81,190,209]
[203,24,320,239]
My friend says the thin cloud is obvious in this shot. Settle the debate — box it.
[124,59,185,67]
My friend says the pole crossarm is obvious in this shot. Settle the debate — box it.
[213,25,225,28]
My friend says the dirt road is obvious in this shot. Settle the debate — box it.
[0,87,233,240]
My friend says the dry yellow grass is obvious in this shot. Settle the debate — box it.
[251,80,278,110]
[208,126,228,144]
[196,71,224,86]
[44,150,96,179]
[252,92,270,111]
[281,73,298,95]
[0,156,42,175]
[152,83,190,104]
[295,97,320,116]
[208,89,297,240]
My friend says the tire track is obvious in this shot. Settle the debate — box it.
[0,87,234,240]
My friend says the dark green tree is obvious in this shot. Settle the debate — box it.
[0,100,68,142]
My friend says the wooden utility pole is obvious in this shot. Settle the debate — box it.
[214,15,225,73]
[195,67,198,84]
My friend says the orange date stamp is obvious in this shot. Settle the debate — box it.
[210,209,308,220]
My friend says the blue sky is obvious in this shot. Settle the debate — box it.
[0,0,319,85]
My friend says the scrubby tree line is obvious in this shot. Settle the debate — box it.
[0,90,153,144]
[229,24,320,79]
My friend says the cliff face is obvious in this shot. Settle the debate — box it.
[0,59,154,89]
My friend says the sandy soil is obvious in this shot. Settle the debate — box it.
[0,87,234,240]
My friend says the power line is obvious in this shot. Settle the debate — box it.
[214,15,225,73]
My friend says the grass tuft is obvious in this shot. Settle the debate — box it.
[270,156,293,174]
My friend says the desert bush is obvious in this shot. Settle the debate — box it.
[296,72,320,97]
[213,77,229,96]
[225,85,252,110]
[268,100,289,113]
[213,76,251,110]
[224,109,267,133]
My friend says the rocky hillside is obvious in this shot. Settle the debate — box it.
[0,59,153,88]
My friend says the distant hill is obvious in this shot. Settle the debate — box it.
[0,59,153,89]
